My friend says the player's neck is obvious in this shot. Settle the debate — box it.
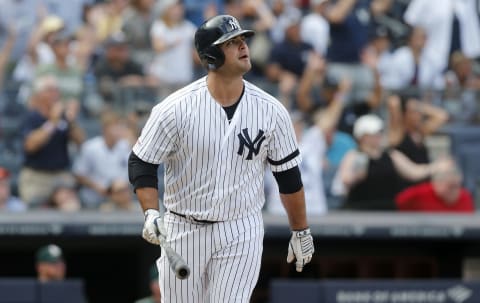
[207,74,244,107]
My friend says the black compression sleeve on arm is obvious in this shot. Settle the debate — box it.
[128,152,159,191]
[272,166,303,194]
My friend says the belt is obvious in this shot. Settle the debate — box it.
[170,211,220,224]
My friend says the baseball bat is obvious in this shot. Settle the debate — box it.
[159,234,191,280]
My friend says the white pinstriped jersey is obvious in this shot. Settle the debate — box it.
[132,76,301,221]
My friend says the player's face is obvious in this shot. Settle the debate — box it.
[219,35,251,74]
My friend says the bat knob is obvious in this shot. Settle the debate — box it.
[177,267,190,280]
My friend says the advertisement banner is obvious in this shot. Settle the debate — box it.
[271,280,480,303]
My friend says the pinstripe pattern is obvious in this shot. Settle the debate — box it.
[134,76,300,302]
[159,211,264,303]
[133,76,301,221]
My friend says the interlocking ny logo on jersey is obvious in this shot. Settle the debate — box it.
[237,128,266,160]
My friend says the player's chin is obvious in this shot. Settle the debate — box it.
[238,58,252,71]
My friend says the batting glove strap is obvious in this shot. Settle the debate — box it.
[287,227,314,272]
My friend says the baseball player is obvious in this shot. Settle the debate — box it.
[128,15,314,303]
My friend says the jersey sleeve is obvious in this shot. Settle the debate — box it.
[267,105,302,172]
[132,103,178,164]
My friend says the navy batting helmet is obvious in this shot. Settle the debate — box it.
[194,15,255,70]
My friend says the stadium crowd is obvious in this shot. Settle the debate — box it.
[1,0,480,215]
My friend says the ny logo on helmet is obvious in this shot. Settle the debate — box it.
[227,18,240,32]
[237,128,266,160]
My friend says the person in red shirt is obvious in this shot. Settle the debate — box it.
[395,158,475,213]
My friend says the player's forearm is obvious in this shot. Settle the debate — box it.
[136,187,160,212]
[280,188,309,231]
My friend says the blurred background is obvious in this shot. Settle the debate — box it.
[2,0,480,302]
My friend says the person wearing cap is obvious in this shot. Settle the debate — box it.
[134,263,161,303]
[35,29,83,106]
[0,167,26,212]
[12,15,65,88]
[35,244,66,282]
[94,31,155,106]
[335,114,447,210]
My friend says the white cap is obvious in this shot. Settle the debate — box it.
[353,114,384,139]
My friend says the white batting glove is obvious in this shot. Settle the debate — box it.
[287,228,314,272]
[142,209,167,245]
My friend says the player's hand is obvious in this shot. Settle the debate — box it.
[142,209,167,245]
[287,228,314,272]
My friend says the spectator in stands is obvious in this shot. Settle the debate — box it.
[269,0,302,44]
[74,3,100,72]
[18,75,85,206]
[442,51,480,124]
[265,111,328,215]
[0,167,26,212]
[94,32,155,106]
[322,0,391,99]
[100,179,140,212]
[13,15,65,87]
[266,13,315,107]
[73,112,131,209]
[404,0,480,78]
[296,49,382,135]
[396,158,475,213]
[300,0,330,56]
[35,31,84,106]
[324,0,391,64]
[387,94,449,190]
[35,244,66,282]
[0,0,43,62]
[40,0,92,36]
[148,0,196,98]
[134,263,161,303]
[224,0,275,77]
[363,24,392,80]
[122,0,156,68]
[92,0,129,43]
[334,114,445,210]
[318,108,357,209]
[45,179,82,212]
[380,26,443,90]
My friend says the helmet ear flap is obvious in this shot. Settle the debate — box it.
[201,45,225,70]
